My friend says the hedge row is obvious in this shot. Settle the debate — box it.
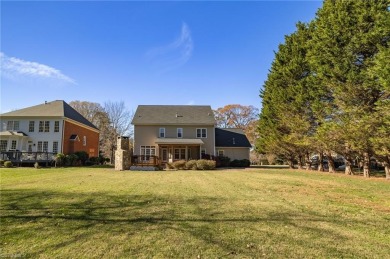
[166,160,216,170]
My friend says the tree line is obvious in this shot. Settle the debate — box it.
[256,0,390,178]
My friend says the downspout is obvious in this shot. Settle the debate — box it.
[61,119,65,154]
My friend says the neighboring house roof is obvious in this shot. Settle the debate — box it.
[155,138,204,145]
[0,100,99,130]
[132,105,215,125]
[215,128,252,148]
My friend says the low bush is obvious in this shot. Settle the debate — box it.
[165,162,174,170]
[172,160,187,170]
[185,160,198,170]
[66,154,79,166]
[216,156,230,167]
[4,161,13,168]
[196,159,216,170]
[74,151,89,165]
[0,160,5,166]
[230,159,250,167]
[34,162,41,169]
[55,153,66,167]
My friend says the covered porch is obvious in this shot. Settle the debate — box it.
[0,131,32,152]
[155,138,204,164]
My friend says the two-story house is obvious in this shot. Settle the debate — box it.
[0,100,99,161]
[131,105,251,164]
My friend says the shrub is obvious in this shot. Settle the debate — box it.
[34,162,41,169]
[216,156,230,167]
[196,159,216,170]
[66,154,79,166]
[185,160,198,170]
[74,151,89,165]
[0,160,5,166]
[172,160,186,170]
[55,153,66,167]
[230,159,250,167]
[165,162,174,170]
[4,161,13,168]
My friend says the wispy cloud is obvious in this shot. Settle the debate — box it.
[146,23,193,73]
[186,100,195,105]
[0,52,75,84]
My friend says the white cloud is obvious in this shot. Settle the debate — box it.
[0,52,75,84]
[146,23,193,73]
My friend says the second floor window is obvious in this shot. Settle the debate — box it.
[177,128,183,138]
[6,121,19,131]
[83,136,87,146]
[29,121,35,132]
[159,128,165,138]
[54,121,59,132]
[39,121,50,132]
[196,128,207,138]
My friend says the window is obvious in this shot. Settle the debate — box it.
[177,128,183,138]
[29,121,35,132]
[54,121,59,132]
[140,146,156,159]
[174,148,186,160]
[43,141,48,152]
[159,128,165,138]
[0,140,7,151]
[6,121,19,131]
[39,121,44,132]
[201,148,206,157]
[83,136,87,146]
[44,121,50,132]
[10,140,17,150]
[218,150,224,157]
[196,128,207,138]
[53,141,58,153]
[37,141,48,152]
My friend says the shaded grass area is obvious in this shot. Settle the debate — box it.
[1,167,389,258]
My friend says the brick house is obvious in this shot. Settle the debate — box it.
[0,100,99,161]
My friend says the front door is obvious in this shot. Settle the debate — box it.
[161,148,168,163]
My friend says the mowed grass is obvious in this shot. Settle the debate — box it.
[1,167,389,258]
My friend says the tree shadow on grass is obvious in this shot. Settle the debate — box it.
[1,188,388,257]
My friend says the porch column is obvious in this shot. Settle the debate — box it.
[185,146,188,161]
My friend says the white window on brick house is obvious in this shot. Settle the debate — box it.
[83,136,87,146]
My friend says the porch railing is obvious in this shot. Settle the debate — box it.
[131,155,160,167]
[0,151,56,163]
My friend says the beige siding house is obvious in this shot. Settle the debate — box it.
[132,105,251,164]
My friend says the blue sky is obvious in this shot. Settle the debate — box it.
[1,0,322,114]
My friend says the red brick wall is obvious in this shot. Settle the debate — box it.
[62,120,99,157]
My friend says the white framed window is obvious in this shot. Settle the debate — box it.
[201,148,206,157]
[177,128,183,138]
[6,121,19,131]
[140,146,156,158]
[218,150,224,157]
[159,128,165,138]
[0,140,8,151]
[54,121,60,132]
[44,121,50,132]
[37,141,48,152]
[10,140,17,150]
[196,128,207,138]
[83,136,87,146]
[29,121,35,132]
[53,141,58,153]
[39,121,44,132]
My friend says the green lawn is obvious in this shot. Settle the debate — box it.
[1,167,389,258]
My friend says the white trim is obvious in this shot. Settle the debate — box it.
[64,118,100,133]
[196,128,207,138]
[159,127,166,138]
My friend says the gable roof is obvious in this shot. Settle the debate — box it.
[215,128,252,148]
[0,100,99,130]
[132,105,216,125]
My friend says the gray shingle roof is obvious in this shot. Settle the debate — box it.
[132,105,216,125]
[215,128,252,148]
[0,100,99,130]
